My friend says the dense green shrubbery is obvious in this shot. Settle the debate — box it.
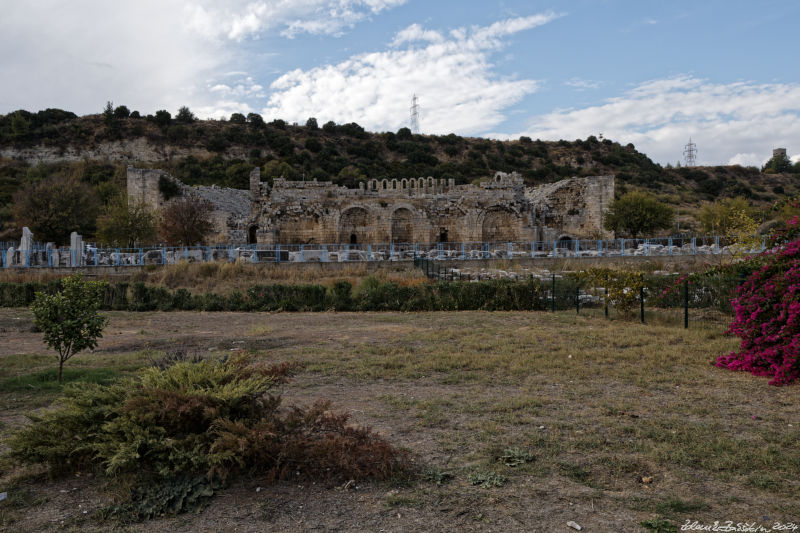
[9,353,409,520]
[0,277,566,312]
[0,274,748,314]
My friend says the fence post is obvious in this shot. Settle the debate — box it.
[551,273,556,312]
[575,285,580,314]
[692,237,697,255]
[668,237,673,256]
[621,239,626,257]
[684,279,689,329]
[574,239,579,258]
[640,286,645,324]
[276,244,281,263]
[605,287,609,318]
[761,235,766,252]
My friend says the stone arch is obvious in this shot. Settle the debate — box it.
[390,207,414,243]
[338,206,372,244]
[381,179,388,190]
[368,179,378,191]
[417,178,425,189]
[247,225,258,244]
[556,235,574,249]
[391,178,398,190]
[401,178,408,189]
[426,177,434,188]
[481,207,519,242]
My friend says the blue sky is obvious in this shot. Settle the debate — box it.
[2,0,799,166]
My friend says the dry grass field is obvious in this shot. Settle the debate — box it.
[0,307,797,532]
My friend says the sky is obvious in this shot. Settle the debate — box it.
[1,0,799,167]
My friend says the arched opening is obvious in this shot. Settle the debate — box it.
[481,208,518,242]
[391,208,414,243]
[248,225,258,244]
[439,229,449,243]
[557,236,573,249]
[339,207,371,244]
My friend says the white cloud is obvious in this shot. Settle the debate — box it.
[502,76,800,165]
[185,0,408,40]
[727,153,762,167]
[0,1,405,116]
[263,14,561,134]
[565,78,602,90]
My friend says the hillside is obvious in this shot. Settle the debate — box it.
[1,108,797,241]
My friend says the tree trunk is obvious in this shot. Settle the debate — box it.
[58,359,63,383]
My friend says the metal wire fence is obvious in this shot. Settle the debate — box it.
[1,236,767,268]
[415,256,742,328]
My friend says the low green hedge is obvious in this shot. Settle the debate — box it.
[0,278,577,312]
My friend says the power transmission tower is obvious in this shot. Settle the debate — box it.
[410,94,420,134]
[683,138,697,167]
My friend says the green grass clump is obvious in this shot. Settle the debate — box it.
[468,470,507,488]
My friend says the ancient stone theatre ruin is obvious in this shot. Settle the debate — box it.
[127,166,614,246]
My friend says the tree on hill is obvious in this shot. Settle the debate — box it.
[229,113,246,124]
[153,110,172,128]
[246,113,265,128]
[175,106,196,124]
[603,192,674,238]
[763,152,792,173]
[158,196,214,245]
[12,175,99,244]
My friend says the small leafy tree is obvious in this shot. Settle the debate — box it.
[159,196,214,245]
[31,274,109,383]
[603,191,674,238]
[763,152,792,173]
[96,192,157,248]
[698,196,761,257]
[698,197,759,236]
[229,113,246,124]
[12,174,99,244]
[113,105,130,119]
[154,109,172,128]
[175,106,196,124]
[246,113,264,128]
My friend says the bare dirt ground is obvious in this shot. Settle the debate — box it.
[1,308,798,532]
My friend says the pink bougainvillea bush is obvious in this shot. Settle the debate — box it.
[716,231,800,385]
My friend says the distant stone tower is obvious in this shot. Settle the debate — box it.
[773,148,787,159]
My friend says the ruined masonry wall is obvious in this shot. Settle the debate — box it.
[127,166,614,245]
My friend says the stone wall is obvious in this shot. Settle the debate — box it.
[127,166,614,245]
[251,172,614,245]
[127,166,250,243]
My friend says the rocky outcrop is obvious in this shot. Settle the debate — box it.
[0,138,251,164]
